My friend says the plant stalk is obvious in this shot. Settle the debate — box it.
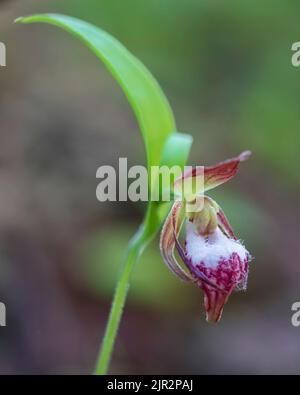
[94,225,149,375]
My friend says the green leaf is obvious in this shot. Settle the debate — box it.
[15,13,192,238]
[16,14,175,170]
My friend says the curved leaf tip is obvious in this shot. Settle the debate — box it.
[15,13,193,239]
[15,13,176,172]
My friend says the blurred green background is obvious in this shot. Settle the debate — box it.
[0,0,300,374]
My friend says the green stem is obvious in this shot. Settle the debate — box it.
[94,224,150,375]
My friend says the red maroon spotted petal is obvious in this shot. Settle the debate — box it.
[217,207,236,240]
[204,150,251,191]
[174,151,251,194]
[197,252,249,323]
[184,224,250,323]
[159,201,194,282]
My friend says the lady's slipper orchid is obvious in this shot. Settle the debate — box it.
[160,151,252,323]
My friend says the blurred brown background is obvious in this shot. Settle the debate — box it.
[0,0,300,374]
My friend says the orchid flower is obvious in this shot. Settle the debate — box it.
[160,151,252,323]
